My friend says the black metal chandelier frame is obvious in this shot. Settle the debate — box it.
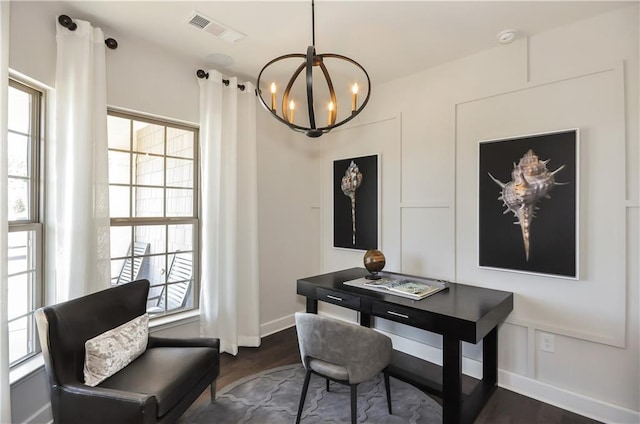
[255,0,371,138]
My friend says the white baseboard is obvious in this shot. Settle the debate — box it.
[20,402,51,424]
[499,370,640,424]
[260,313,296,337]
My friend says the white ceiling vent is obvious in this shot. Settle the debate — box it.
[188,14,211,30]
[187,12,246,44]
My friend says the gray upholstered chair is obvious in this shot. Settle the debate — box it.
[294,312,393,424]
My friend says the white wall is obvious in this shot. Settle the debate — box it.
[6,1,639,423]
[317,5,639,423]
[9,1,200,124]
[256,110,322,335]
[6,1,321,422]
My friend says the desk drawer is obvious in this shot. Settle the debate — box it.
[371,301,432,328]
[317,288,361,309]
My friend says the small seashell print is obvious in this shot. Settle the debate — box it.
[341,161,363,245]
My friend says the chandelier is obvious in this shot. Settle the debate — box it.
[255,0,371,138]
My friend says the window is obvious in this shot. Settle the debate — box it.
[7,79,43,367]
[107,111,198,316]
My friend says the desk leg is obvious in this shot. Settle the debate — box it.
[458,327,499,424]
[442,335,462,424]
[306,298,318,314]
[360,313,371,328]
[483,327,498,385]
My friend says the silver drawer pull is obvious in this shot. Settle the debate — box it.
[326,295,343,302]
[387,310,409,319]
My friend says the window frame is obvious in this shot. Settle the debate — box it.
[107,109,200,317]
[7,78,44,368]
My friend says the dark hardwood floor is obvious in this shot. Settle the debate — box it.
[181,326,601,423]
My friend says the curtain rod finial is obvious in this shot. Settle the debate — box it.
[105,38,118,50]
[58,14,77,31]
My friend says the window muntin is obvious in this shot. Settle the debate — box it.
[107,111,198,316]
[7,79,43,367]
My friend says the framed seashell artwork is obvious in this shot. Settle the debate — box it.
[478,129,578,279]
[333,154,379,250]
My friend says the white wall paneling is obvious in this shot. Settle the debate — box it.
[319,6,638,419]
[455,65,627,348]
[401,206,454,280]
[321,116,402,273]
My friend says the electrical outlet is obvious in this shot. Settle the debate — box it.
[540,332,555,353]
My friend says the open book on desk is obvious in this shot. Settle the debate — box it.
[344,275,448,300]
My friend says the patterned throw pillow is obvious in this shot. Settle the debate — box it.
[83,313,149,387]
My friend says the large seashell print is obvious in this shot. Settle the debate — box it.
[488,149,566,261]
[341,161,363,245]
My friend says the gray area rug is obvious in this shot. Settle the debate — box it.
[186,364,442,423]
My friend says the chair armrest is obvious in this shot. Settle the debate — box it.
[147,336,220,349]
[56,383,157,424]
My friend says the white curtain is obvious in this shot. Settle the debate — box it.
[198,70,260,355]
[0,2,12,421]
[48,18,111,302]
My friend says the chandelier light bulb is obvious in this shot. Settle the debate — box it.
[255,0,371,137]
[270,82,277,111]
[351,83,359,112]
[328,101,335,125]
[289,100,295,124]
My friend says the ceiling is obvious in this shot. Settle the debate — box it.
[57,1,633,85]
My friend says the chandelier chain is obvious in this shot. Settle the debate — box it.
[311,0,316,46]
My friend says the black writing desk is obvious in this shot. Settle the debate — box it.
[296,267,513,424]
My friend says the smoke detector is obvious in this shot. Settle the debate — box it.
[188,12,246,44]
[497,29,518,44]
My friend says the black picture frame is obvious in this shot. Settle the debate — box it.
[333,154,379,250]
[478,129,578,278]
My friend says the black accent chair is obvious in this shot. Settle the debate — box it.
[35,279,219,424]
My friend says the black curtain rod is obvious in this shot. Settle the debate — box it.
[196,70,246,91]
[58,15,118,50]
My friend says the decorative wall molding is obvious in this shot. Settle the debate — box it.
[454,62,623,109]
[399,201,451,209]
[454,63,628,348]
[505,316,626,349]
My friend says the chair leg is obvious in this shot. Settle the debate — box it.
[296,370,313,424]
[383,370,392,414]
[210,380,217,403]
[350,384,357,424]
[326,378,330,392]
